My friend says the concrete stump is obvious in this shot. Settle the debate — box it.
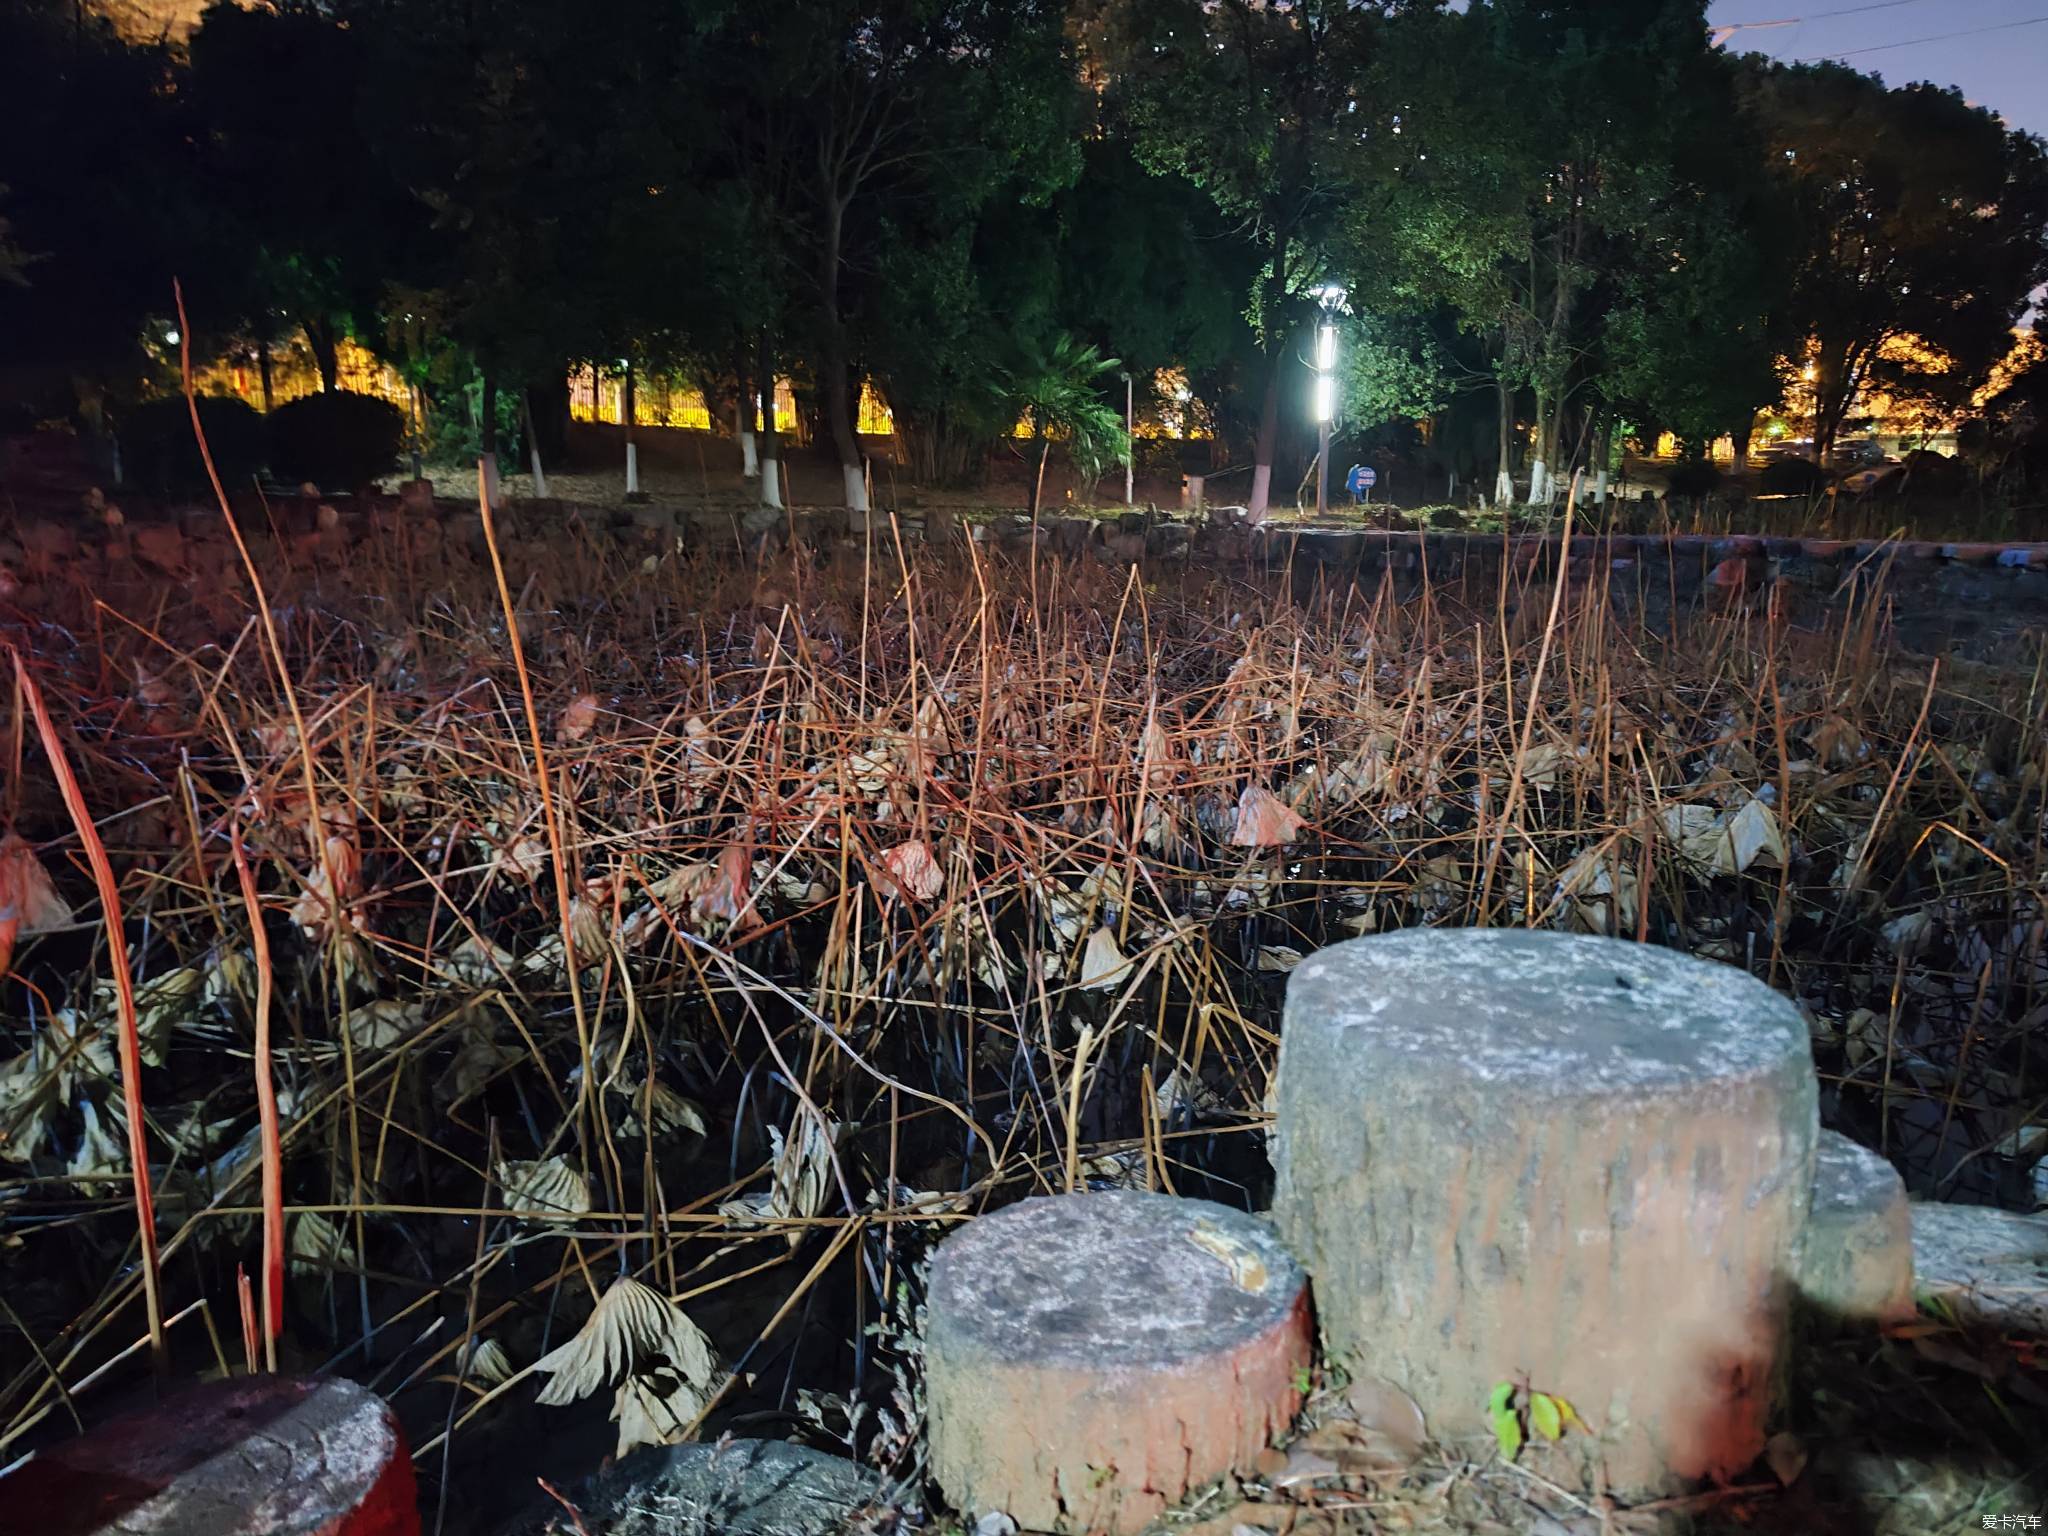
[926,1191,1310,1534]
[1797,1131,1914,1326]
[9,1375,417,1535]
[1273,930,1817,1496]
[1911,1202,2048,1335]
[503,1439,885,1536]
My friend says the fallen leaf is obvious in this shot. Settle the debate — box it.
[290,1210,358,1276]
[1078,926,1132,991]
[1343,1376,1427,1463]
[458,1336,514,1388]
[1187,1218,1270,1293]
[348,1000,425,1053]
[1766,1430,1807,1486]
[880,839,945,902]
[66,1099,126,1182]
[1488,1381,1523,1461]
[0,832,73,979]
[533,1275,717,1408]
[557,692,600,742]
[498,1155,592,1222]
[1232,785,1305,847]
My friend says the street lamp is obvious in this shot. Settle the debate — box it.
[1119,370,1134,506]
[1309,283,1347,519]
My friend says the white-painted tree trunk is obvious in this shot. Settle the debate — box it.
[1527,458,1550,506]
[1247,463,1272,519]
[625,442,640,497]
[737,404,758,478]
[759,457,783,511]
[842,461,869,514]
[1494,468,1514,507]
[1595,467,1609,506]
[529,443,549,499]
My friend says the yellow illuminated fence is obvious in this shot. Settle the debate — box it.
[569,367,897,436]
[193,337,413,414]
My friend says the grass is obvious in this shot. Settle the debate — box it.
[0,484,2043,1531]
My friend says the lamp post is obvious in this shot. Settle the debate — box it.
[1310,284,1346,519]
[1119,370,1134,506]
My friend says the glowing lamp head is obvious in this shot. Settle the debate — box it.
[1316,323,1338,373]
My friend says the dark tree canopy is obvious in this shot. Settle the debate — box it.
[1,0,2044,508]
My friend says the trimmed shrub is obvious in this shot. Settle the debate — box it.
[1665,459,1724,499]
[1758,457,1829,497]
[121,394,267,495]
[1901,449,1966,493]
[268,390,405,492]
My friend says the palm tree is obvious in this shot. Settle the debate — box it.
[999,334,1132,525]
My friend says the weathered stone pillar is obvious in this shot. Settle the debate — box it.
[1273,929,1817,1496]
[926,1191,1310,1534]
[1796,1130,1914,1326]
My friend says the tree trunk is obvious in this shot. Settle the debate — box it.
[1814,352,1857,466]
[480,372,499,460]
[523,392,549,499]
[820,199,870,517]
[1528,390,1555,507]
[529,375,571,462]
[622,360,639,495]
[477,371,503,511]
[732,346,759,477]
[1494,370,1515,507]
[257,336,275,413]
[1732,422,1753,475]
[304,317,340,393]
[1247,350,1280,520]
[1246,222,1292,522]
[756,333,783,511]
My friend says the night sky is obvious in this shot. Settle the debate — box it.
[104,0,2048,142]
[1708,0,2048,138]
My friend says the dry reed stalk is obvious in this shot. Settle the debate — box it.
[11,651,165,1369]
[231,825,284,1371]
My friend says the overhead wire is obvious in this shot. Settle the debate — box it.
[1795,14,2048,60]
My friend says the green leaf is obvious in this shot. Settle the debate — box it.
[1488,1381,1523,1461]
[1529,1392,1563,1442]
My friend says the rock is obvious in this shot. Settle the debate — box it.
[1273,929,1818,1497]
[1707,556,1761,592]
[925,1191,1310,1535]
[5,1374,416,1536]
[627,500,680,534]
[503,1439,885,1536]
[1145,522,1192,558]
[1798,1131,1914,1325]
[1910,1202,2048,1334]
